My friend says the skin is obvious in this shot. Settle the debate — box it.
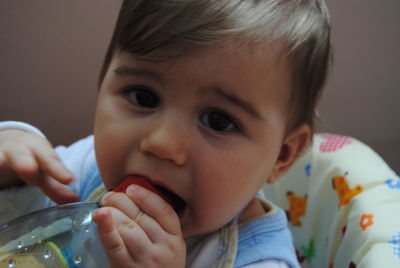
[0,41,310,267]
[0,129,78,204]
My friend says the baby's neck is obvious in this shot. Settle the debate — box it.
[238,197,269,224]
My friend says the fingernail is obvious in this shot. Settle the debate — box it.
[126,185,138,194]
[101,192,113,202]
[92,209,99,218]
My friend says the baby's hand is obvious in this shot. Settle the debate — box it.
[93,185,186,268]
[0,129,79,204]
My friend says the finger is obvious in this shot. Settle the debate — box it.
[40,175,80,204]
[101,192,142,219]
[130,210,168,243]
[117,214,154,259]
[1,145,78,204]
[4,145,40,180]
[33,148,75,184]
[0,151,20,186]
[92,207,135,268]
[125,185,181,236]
[94,207,154,265]
[100,194,154,254]
[102,191,172,243]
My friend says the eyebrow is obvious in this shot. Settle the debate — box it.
[113,66,165,84]
[214,88,266,121]
[114,66,265,121]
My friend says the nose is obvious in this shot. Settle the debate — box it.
[139,117,188,166]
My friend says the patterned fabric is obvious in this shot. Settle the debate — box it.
[263,134,400,268]
[389,231,400,259]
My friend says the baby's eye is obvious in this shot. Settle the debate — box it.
[123,86,160,108]
[200,110,238,133]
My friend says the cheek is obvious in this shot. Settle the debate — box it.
[94,93,130,186]
[200,142,278,188]
[183,148,274,234]
[94,117,131,189]
[201,156,268,203]
[94,130,119,189]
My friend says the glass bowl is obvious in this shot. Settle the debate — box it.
[0,202,108,268]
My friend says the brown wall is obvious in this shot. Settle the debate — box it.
[0,0,399,173]
[0,0,119,143]
[320,0,400,173]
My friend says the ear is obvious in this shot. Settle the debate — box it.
[266,124,311,184]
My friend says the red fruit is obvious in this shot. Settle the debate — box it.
[113,176,173,206]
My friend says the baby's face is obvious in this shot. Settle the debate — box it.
[94,42,292,237]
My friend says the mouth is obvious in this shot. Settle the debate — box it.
[113,175,186,213]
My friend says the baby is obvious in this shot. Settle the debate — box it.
[0,0,331,267]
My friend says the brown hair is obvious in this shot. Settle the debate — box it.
[98,0,332,132]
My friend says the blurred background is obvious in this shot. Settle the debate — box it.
[0,0,399,173]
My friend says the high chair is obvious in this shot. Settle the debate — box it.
[263,133,400,268]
